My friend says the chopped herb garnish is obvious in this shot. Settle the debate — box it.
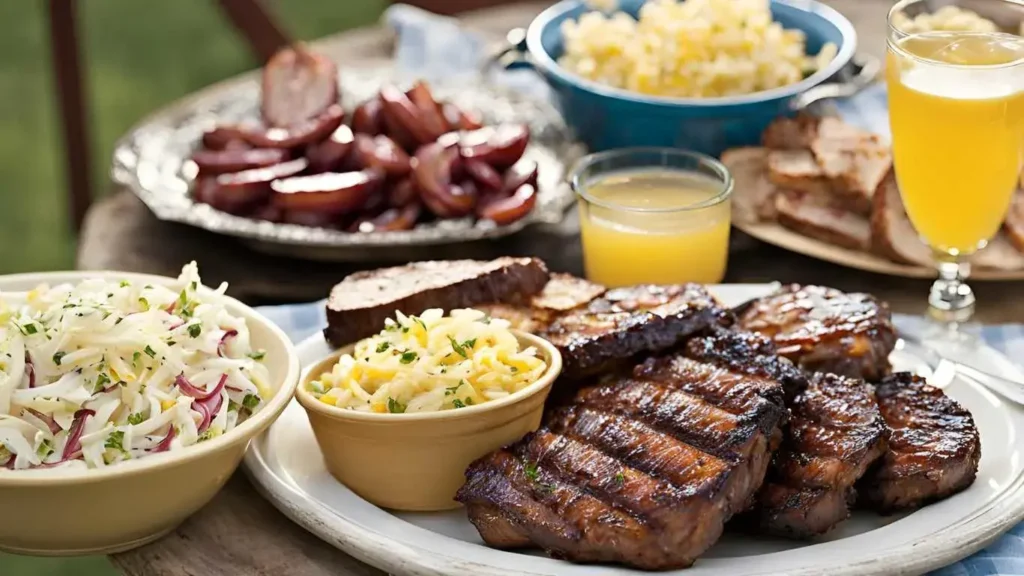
[22,323,38,335]
[36,439,54,459]
[228,400,240,412]
[187,324,202,338]
[445,380,465,396]
[248,350,266,361]
[132,351,142,366]
[105,430,126,453]
[384,322,397,332]
[52,351,66,366]
[413,317,427,331]
[138,297,149,310]
[242,393,261,411]
[524,462,540,482]
[167,340,176,347]
[510,367,518,373]
[451,398,466,409]
[463,338,477,350]
[465,397,474,406]
[190,281,198,291]
[94,372,111,392]
[143,345,157,358]
[401,326,409,333]
[127,413,145,425]
[387,397,406,413]
[375,342,390,353]
[178,289,188,306]
[614,472,626,485]
[399,351,418,364]
[448,335,467,358]
[119,280,130,288]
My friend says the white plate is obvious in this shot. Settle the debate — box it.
[243,284,1024,576]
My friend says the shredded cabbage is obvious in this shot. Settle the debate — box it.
[0,262,271,471]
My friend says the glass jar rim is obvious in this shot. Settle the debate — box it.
[569,147,734,214]
[887,0,1024,70]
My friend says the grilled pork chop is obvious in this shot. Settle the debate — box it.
[736,284,897,381]
[543,284,730,379]
[860,372,981,512]
[478,274,606,333]
[324,257,549,346]
[753,373,887,538]
[456,331,789,570]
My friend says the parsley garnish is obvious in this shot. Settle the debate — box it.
[524,462,540,482]
[248,350,266,361]
[510,367,518,373]
[21,323,37,335]
[614,472,626,485]
[452,398,466,409]
[242,394,261,411]
[143,345,157,358]
[375,342,390,353]
[190,281,198,291]
[463,338,477,349]
[448,335,467,358]
[127,413,145,425]
[228,400,240,412]
[95,373,111,392]
[138,297,149,310]
[132,351,142,366]
[52,351,66,366]
[187,324,202,338]
[36,439,54,459]
[399,351,418,364]
[105,430,126,453]
[119,280,130,288]
[445,380,465,396]
[387,397,406,413]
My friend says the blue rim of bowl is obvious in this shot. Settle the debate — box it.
[526,0,858,108]
[570,147,735,213]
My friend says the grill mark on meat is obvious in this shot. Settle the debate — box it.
[684,328,809,400]
[859,372,980,512]
[479,274,607,333]
[545,407,732,499]
[736,284,897,381]
[543,284,730,379]
[572,377,755,462]
[634,355,787,434]
[750,373,887,538]
[458,333,790,569]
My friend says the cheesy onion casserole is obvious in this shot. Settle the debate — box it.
[307,309,547,413]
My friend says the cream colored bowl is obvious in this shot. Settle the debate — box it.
[296,330,562,512]
[0,271,300,556]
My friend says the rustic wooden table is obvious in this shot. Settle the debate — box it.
[83,1,1024,574]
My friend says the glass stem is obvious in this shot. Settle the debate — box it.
[928,255,975,324]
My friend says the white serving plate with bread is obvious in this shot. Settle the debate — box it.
[243,283,1024,576]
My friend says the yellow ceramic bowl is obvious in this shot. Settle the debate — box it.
[296,330,562,512]
[0,271,300,556]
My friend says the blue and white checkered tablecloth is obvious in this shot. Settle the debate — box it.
[288,5,1024,573]
[258,299,1024,576]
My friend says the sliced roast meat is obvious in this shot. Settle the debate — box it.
[870,174,933,267]
[774,190,872,251]
[762,114,821,150]
[720,147,778,224]
[969,231,1024,271]
[859,372,981,512]
[1004,188,1024,254]
[479,274,606,334]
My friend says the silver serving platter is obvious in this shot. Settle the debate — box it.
[111,66,585,262]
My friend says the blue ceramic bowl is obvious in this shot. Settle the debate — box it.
[506,0,858,156]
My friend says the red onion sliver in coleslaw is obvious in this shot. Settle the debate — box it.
[0,262,271,470]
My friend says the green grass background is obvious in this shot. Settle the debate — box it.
[0,1,386,573]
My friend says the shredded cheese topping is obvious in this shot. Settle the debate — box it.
[308,309,546,413]
[0,263,270,471]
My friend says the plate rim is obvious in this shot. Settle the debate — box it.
[736,220,1024,281]
[243,282,1024,576]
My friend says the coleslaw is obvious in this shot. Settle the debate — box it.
[0,263,270,471]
